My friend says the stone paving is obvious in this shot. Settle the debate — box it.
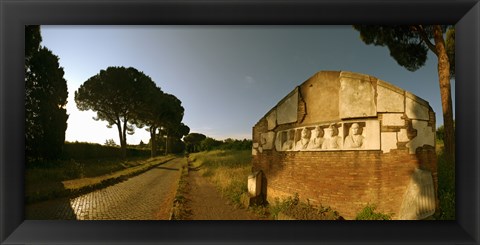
[26,158,185,220]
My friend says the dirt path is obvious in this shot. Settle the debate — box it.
[181,171,263,220]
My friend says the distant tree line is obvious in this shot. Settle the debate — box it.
[63,141,150,160]
[183,132,252,153]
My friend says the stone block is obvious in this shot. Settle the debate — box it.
[398,169,436,220]
[363,120,381,150]
[253,143,259,148]
[382,113,405,126]
[377,82,405,112]
[275,131,283,151]
[252,148,257,156]
[248,171,262,196]
[339,75,376,119]
[406,96,430,120]
[340,71,371,81]
[266,109,277,130]
[298,71,341,124]
[406,120,435,154]
[277,88,299,125]
[381,132,397,153]
[261,131,276,150]
[397,128,410,142]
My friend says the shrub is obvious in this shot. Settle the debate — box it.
[269,194,341,220]
[355,204,392,220]
[269,194,300,220]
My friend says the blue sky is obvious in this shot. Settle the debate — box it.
[40,25,455,145]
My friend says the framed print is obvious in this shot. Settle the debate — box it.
[1,0,479,244]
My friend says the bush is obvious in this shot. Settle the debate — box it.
[355,204,392,220]
[269,194,301,219]
[269,193,341,220]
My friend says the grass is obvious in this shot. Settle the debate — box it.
[171,159,190,220]
[189,150,252,206]
[435,140,455,220]
[269,193,341,220]
[355,204,392,220]
[26,155,175,203]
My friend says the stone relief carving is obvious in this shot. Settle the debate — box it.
[322,123,342,150]
[307,126,324,150]
[272,121,380,152]
[295,127,310,150]
[281,129,295,151]
[344,122,365,149]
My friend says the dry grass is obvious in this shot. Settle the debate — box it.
[189,150,251,205]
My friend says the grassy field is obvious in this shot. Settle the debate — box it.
[26,155,175,203]
[189,150,252,206]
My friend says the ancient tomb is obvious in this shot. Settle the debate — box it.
[251,71,437,220]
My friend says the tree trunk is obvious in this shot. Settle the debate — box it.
[121,119,128,159]
[165,131,169,155]
[433,25,455,161]
[150,127,157,158]
[116,122,126,159]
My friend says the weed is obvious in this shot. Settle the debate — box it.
[269,194,300,220]
[355,204,392,220]
[224,180,248,205]
[269,193,341,220]
[249,204,270,218]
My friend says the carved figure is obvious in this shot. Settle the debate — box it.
[307,126,324,149]
[295,128,310,150]
[344,123,365,149]
[322,124,342,149]
[282,129,295,151]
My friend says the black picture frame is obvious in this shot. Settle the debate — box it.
[1,0,479,244]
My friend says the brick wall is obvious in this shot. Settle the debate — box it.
[252,147,437,220]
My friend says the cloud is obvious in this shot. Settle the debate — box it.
[244,75,256,84]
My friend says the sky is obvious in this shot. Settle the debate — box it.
[40,25,455,145]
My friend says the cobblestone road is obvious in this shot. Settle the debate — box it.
[26,158,185,220]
